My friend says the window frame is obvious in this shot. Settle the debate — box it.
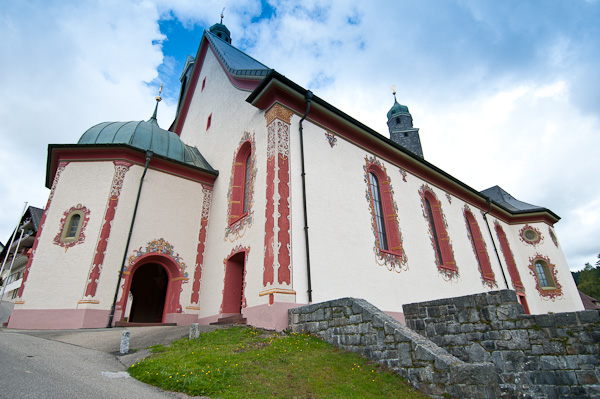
[464,208,495,285]
[527,254,562,299]
[420,187,456,272]
[366,164,403,257]
[494,221,524,291]
[228,141,252,225]
[60,210,85,243]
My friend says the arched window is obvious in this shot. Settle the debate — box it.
[494,222,523,290]
[66,214,81,238]
[61,211,84,242]
[534,260,554,287]
[527,255,562,300]
[243,151,251,214]
[369,172,388,250]
[420,187,456,272]
[464,209,495,285]
[366,164,402,256]
[229,142,252,225]
[54,204,90,249]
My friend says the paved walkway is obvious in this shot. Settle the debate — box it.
[4,324,219,366]
[1,324,219,398]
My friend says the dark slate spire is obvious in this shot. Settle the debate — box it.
[387,91,423,158]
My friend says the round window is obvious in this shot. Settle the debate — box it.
[524,229,538,241]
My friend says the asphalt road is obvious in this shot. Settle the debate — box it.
[0,328,202,399]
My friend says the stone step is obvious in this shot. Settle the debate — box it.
[210,314,247,325]
[114,321,177,327]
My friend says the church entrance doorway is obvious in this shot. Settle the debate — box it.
[128,263,169,323]
[222,252,245,314]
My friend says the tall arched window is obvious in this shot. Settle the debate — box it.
[494,222,523,290]
[366,164,403,256]
[464,208,495,285]
[242,151,251,214]
[420,186,456,273]
[229,142,252,224]
[369,172,388,251]
[495,221,529,313]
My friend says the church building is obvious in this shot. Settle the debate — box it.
[7,21,583,330]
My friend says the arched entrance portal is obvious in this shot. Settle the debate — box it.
[222,252,246,314]
[128,263,168,323]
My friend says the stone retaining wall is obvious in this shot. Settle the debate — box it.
[288,298,501,398]
[404,290,600,398]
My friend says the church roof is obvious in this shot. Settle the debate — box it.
[204,30,270,77]
[479,185,545,213]
[78,118,214,172]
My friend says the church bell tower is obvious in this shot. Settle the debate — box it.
[387,92,423,158]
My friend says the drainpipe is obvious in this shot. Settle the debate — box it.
[107,150,153,327]
[483,198,509,289]
[299,91,313,303]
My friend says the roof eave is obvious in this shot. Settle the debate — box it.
[246,71,561,224]
[46,143,218,189]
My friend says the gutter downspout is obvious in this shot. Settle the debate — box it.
[107,151,153,327]
[483,198,509,289]
[299,91,313,303]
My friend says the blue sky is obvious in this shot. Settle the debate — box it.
[1,0,599,271]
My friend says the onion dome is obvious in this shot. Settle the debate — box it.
[387,94,410,120]
[77,100,213,171]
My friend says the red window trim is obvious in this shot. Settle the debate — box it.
[229,142,252,226]
[367,164,403,257]
[422,190,456,271]
[464,209,495,283]
[201,77,206,91]
[494,222,524,291]
[206,113,212,130]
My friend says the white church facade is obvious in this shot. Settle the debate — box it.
[7,22,583,330]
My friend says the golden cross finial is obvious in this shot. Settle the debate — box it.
[221,7,225,23]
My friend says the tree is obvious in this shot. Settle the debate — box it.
[575,254,600,300]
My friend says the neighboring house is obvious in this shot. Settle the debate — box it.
[8,21,584,330]
[0,206,44,303]
[579,290,600,310]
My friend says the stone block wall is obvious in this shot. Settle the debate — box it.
[403,290,600,398]
[288,298,501,399]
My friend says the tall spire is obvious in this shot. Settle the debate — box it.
[149,84,163,125]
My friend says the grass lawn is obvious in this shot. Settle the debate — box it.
[128,326,430,398]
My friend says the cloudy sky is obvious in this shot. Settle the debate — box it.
[1,0,599,271]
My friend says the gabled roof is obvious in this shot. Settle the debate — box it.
[29,207,44,231]
[579,290,600,310]
[480,186,545,213]
[204,30,270,77]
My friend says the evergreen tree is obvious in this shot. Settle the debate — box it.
[576,254,600,299]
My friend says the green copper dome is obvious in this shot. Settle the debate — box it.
[78,117,214,171]
[209,22,231,43]
[387,99,410,120]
